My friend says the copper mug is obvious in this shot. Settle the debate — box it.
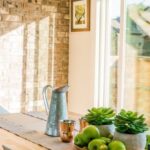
[59,120,75,143]
[79,118,89,132]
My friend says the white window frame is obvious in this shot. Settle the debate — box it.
[95,0,127,112]
[117,0,126,112]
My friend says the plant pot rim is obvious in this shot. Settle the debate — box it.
[115,130,146,135]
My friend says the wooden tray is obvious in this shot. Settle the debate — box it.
[74,144,88,150]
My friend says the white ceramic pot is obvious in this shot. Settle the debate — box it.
[113,131,146,150]
[96,124,115,137]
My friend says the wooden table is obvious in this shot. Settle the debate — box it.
[0,128,47,150]
[0,112,78,150]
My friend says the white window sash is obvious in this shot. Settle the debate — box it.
[95,0,111,107]
[96,0,127,110]
[117,0,126,112]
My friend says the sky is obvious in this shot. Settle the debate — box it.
[127,0,150,5]
[112,0,150,19]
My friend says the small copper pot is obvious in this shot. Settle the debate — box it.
[59,120,75,143]
[79,118,89,132]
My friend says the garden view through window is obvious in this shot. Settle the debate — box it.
[109,0,150,124]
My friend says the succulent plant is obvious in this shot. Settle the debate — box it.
[84,107,116,125]
[115,109,148,134]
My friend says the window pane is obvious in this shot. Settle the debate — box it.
[124,0,150,124]
[111,0,120,56]
[109,1,120,109]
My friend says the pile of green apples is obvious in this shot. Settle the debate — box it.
[74,125,126,150]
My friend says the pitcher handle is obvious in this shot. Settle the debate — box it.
[42,85,53,114]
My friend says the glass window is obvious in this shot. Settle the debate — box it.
[124,0,150,124]
[97,0,150,125]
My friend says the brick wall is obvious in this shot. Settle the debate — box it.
[0,0,69,112]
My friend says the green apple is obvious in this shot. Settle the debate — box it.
[88,139,106,150]
[100,144,108,150]
[108,134,113,140]
[108,140,126,150]
[146,135,150,149]
[74,133,86,147]
[98,137,111,144]
[82,125,100,143]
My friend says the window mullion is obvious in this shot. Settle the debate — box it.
[103,0,112,107]
[94,0,101,107]
[97,0,107,107]
[117,0,126,112]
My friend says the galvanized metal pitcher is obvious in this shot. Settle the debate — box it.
[42,85,69,137]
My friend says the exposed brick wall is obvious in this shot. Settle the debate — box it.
[0,0,69,112]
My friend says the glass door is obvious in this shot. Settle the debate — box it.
[124,0,150,124]
[97,0,150,125]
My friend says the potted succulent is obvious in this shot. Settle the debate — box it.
[114,109,148,150]
[84,107,116,137]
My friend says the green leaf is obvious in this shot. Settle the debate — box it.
[84,107,116,125]
[114,109,148,134]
